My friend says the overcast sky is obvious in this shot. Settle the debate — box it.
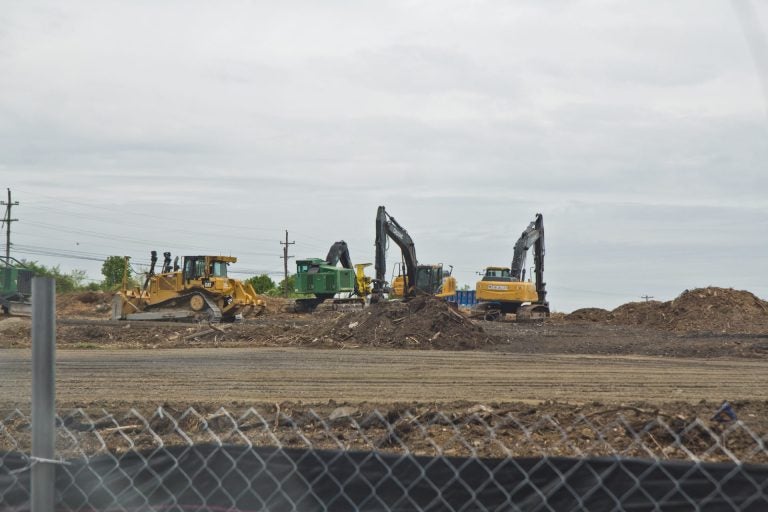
[2,0,767,312]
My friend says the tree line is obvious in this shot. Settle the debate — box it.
[15,256,289,296]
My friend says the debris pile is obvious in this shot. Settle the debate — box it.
[567,287,768,333]
[563,308,611,323]
[56,292,113,318]
[308,295,489,349]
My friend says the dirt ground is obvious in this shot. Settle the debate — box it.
[1,395,765,463]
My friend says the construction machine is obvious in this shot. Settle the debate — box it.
[112,251,265,322]
[0,257,33,316]
[474,213,549,321]
[371,206,457,301]
[292,241,371,313]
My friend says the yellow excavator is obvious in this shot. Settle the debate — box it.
[474,213,549,321]
[112,251,265,322]
[389,263,457,299]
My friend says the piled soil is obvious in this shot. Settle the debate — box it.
[3,400,766,463]
[57,291,113,319]
[563,307,611,323]
[566,287,768,334]
[303,295,490,349]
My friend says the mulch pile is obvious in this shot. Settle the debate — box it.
[306,295,491,349]
[567,287,768,334]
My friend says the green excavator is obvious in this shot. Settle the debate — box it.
[292,241,371,313]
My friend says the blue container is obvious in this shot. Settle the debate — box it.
[449,290,476,307]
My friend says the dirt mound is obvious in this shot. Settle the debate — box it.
[658,288,768,333]
[610,301,665,327]
[307,295,490,349]
[57,292,113,318]
[565,308,611,322]
[586,288,768,333]
[259,295,291,315]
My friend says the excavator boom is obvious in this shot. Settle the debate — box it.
[374,206,418,297]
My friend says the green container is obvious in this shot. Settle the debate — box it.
[1,266,33,296]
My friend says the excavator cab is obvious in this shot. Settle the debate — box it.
[482,268,512,281]
[390,263,456,298]
[416,265,444,295]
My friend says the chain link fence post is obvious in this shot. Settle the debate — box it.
[31,276,56,512]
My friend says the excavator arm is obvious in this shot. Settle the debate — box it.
[510,213,547,306]
[325,241,354,269]
[373,206,418,297]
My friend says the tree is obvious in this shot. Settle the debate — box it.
[19,260,88,293]
[101,256,131,289]
[246,274,276,294]
[276,274,296,297]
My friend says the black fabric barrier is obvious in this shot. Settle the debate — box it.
[2,445,767,511]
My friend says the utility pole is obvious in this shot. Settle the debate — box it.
[280,230,294,297]
[1,188,19,266]
[641,295,654,302]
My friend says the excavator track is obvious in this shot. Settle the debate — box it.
[289,297,365,314]
[516,304,550,322]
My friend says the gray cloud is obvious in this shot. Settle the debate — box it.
[2,0,767,311]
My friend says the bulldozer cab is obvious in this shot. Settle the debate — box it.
[183,256,234,281]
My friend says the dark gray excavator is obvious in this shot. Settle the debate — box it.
[372,206,455,302]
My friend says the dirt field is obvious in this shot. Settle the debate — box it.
[2,286,767,461]
[2,347,767,461]
[2,347,767,406]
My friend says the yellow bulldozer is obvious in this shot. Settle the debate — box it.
[112,251,265,322]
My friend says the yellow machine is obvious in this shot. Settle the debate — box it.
[390,264,457,299]
[372,206,457,301]
[474,214,550,321]
[355,263,373,298]
[475,266,541,319]
[113,251,265,322]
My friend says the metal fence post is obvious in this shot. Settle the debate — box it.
[31,276,56,512]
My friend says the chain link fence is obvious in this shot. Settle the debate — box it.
[2,403,767,510]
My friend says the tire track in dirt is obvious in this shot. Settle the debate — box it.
[1,348,765,405]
